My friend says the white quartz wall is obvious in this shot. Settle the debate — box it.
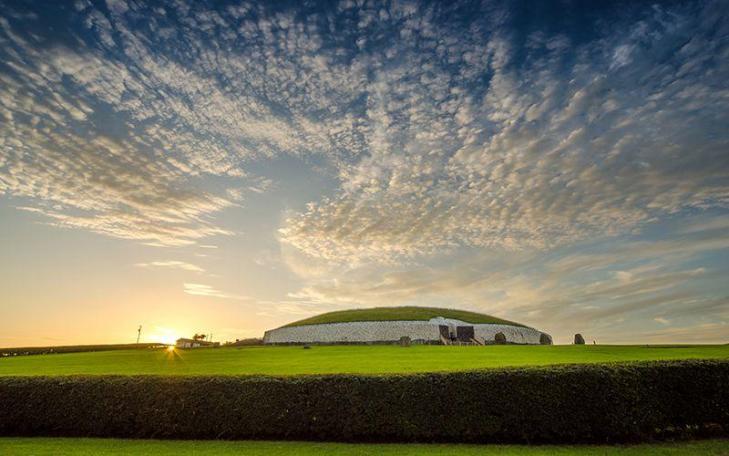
[263,321,441,344]
[263,320,549,345]
[472,324,544,344]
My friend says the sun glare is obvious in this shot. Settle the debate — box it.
[149,327,180,346]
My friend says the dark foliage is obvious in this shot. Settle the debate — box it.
[224,338,263,346]
[0,360,727,443]
[0,343,165,357]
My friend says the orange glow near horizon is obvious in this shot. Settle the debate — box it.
[148,327,182,346]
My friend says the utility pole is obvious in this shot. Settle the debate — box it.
[136,325,142,344]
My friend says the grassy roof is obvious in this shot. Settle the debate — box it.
[281,306,527,328]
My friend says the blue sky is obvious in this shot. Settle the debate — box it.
[0,0,727,345]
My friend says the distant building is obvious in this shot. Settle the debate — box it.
[175,338,220,348]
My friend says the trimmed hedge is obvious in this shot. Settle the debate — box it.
[0,360,727,443]
[0,343,165,357]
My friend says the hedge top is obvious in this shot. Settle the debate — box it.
[282,306,527,328]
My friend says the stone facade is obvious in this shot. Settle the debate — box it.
[473,324,544,344]
[263,317,550,345]
[264,320,441,344]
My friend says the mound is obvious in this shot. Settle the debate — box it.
[265,306,551,345]
[283,306,527,328]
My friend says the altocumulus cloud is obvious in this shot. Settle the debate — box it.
[280,1,729,262]
[1,1,726,253]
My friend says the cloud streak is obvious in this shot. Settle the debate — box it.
[136,261,204,273]
[183,283,248,301]
[284,220,729,343]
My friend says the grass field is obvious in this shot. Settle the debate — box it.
[282,306,526,327]
[1,344,728,376]
[0,438,727,455]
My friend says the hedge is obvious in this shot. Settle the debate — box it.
[0,343,165,357]
[0,360,727,443]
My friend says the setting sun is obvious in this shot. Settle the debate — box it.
[148,327,181,346]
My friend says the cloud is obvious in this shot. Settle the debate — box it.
[283,223,729,343]
[135,261,204,273]
[621,322,728,344]
[0,65,236,245]
[183,283,248,301]
[279,1,729,263]
[2,1,726,256]
[0,1,368,246]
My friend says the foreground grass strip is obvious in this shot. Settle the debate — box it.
[1,345,728,376]
[0,438,728,455]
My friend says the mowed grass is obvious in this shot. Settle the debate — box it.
[0,438,727,455]
[1,344,728,376]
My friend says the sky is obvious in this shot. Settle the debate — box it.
[0,0,727,347]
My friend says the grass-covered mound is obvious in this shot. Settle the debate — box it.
[283,306,526,328]
[1,345,729,377]
[1,361,727,443]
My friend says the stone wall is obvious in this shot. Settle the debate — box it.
[263,321,441,344]
[263,319,550,345]
[472,324,544,344]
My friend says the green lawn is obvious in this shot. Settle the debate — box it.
[0,438,727,455]
[283,306,526,327]
[1,344,727,376]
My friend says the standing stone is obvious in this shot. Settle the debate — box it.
[494,332,507,345]
[574,333,585,345]
[399,336,411,347]
[539,333,553,345]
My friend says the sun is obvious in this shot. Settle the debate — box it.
[148,327,181,346]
